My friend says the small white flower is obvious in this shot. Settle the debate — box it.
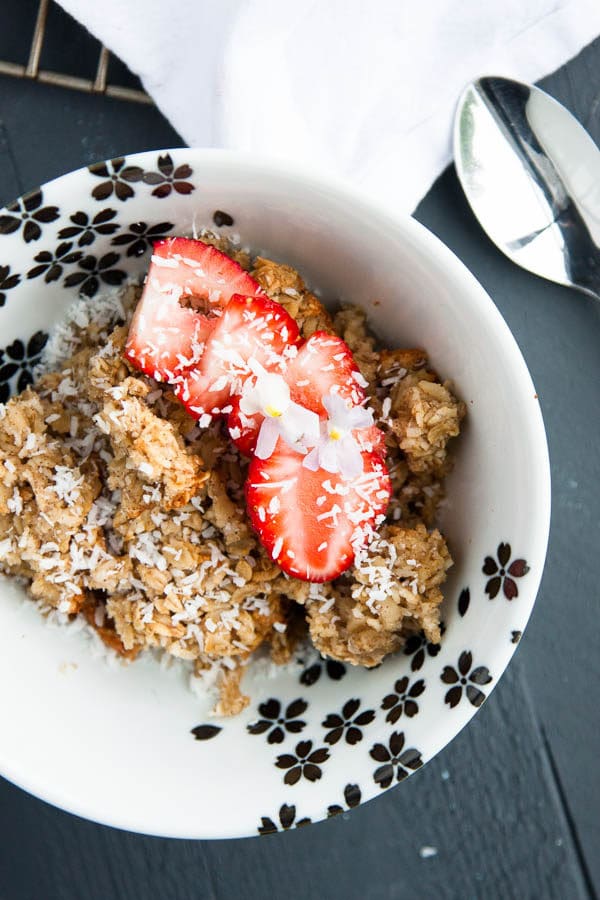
[240,361,320,459]
[303,393,373,479]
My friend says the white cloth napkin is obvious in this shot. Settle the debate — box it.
[57,0,600,212]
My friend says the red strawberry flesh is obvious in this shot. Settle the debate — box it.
[174,293,300,418]
[227,395,262,456]
[151,237,264,311]
[125,237,264,381]
[287,331,367,414]
[246,439,391,582]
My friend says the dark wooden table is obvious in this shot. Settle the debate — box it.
[0,4,598,898]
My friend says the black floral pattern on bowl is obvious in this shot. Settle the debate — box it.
[370,731,422,788]
[190,724,221,741]
[213,210,234,227]
[381,676,425,724]
[441,651,492,708]
[63,253,126,298]
[483,543,530,600]
[321,698,375,746]
[111,221,174,257]
[0,265,20,307]
[27,242,83,283]
[275,740,330,785]
[142,154,194,198]
[0,331,48,403]
[88,157,145,202]
[327,783,362,818]
[300,657,346,686]
[58,209,119,247]
[258,804,311,835]
[403,629,443,672]
[247,698,307,744]
[458,587,470,617]
[0,189,59,242]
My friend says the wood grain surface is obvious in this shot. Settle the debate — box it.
[0,4,598,898]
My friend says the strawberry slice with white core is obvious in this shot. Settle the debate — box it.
[125,237,264,381]
[125,273,213,381]
[174,294,301,419]
[152,237,264,309]
[246,438,391,582]
[286,331,367,414]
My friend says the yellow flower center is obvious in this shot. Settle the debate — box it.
[329,426,343,441]
[265,404,283,418]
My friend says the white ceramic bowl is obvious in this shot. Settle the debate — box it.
[0,149,550,838]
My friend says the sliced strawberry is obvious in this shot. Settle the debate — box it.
[286,332,367,414]
[246,439,391,582]
[125,237,263,380]
[151,237,264,311]
[227,330,375,457]
[228,394,387,461]
[356,424,388,460]
[125,275,215,381]
[174,293,301,418]
[227,395,262,456]
[288,331,387,460]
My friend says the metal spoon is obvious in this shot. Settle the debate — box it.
[454,75,600,302]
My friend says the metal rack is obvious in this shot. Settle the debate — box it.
[0,0,151,104]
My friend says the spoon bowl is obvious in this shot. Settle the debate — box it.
[454,75,600,301]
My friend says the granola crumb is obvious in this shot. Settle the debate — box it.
[252,256,334,338]
[306,524,451,667]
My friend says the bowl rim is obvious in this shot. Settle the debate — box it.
[0,147,551,837]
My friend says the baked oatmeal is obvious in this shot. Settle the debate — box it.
[0,234,464,714]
